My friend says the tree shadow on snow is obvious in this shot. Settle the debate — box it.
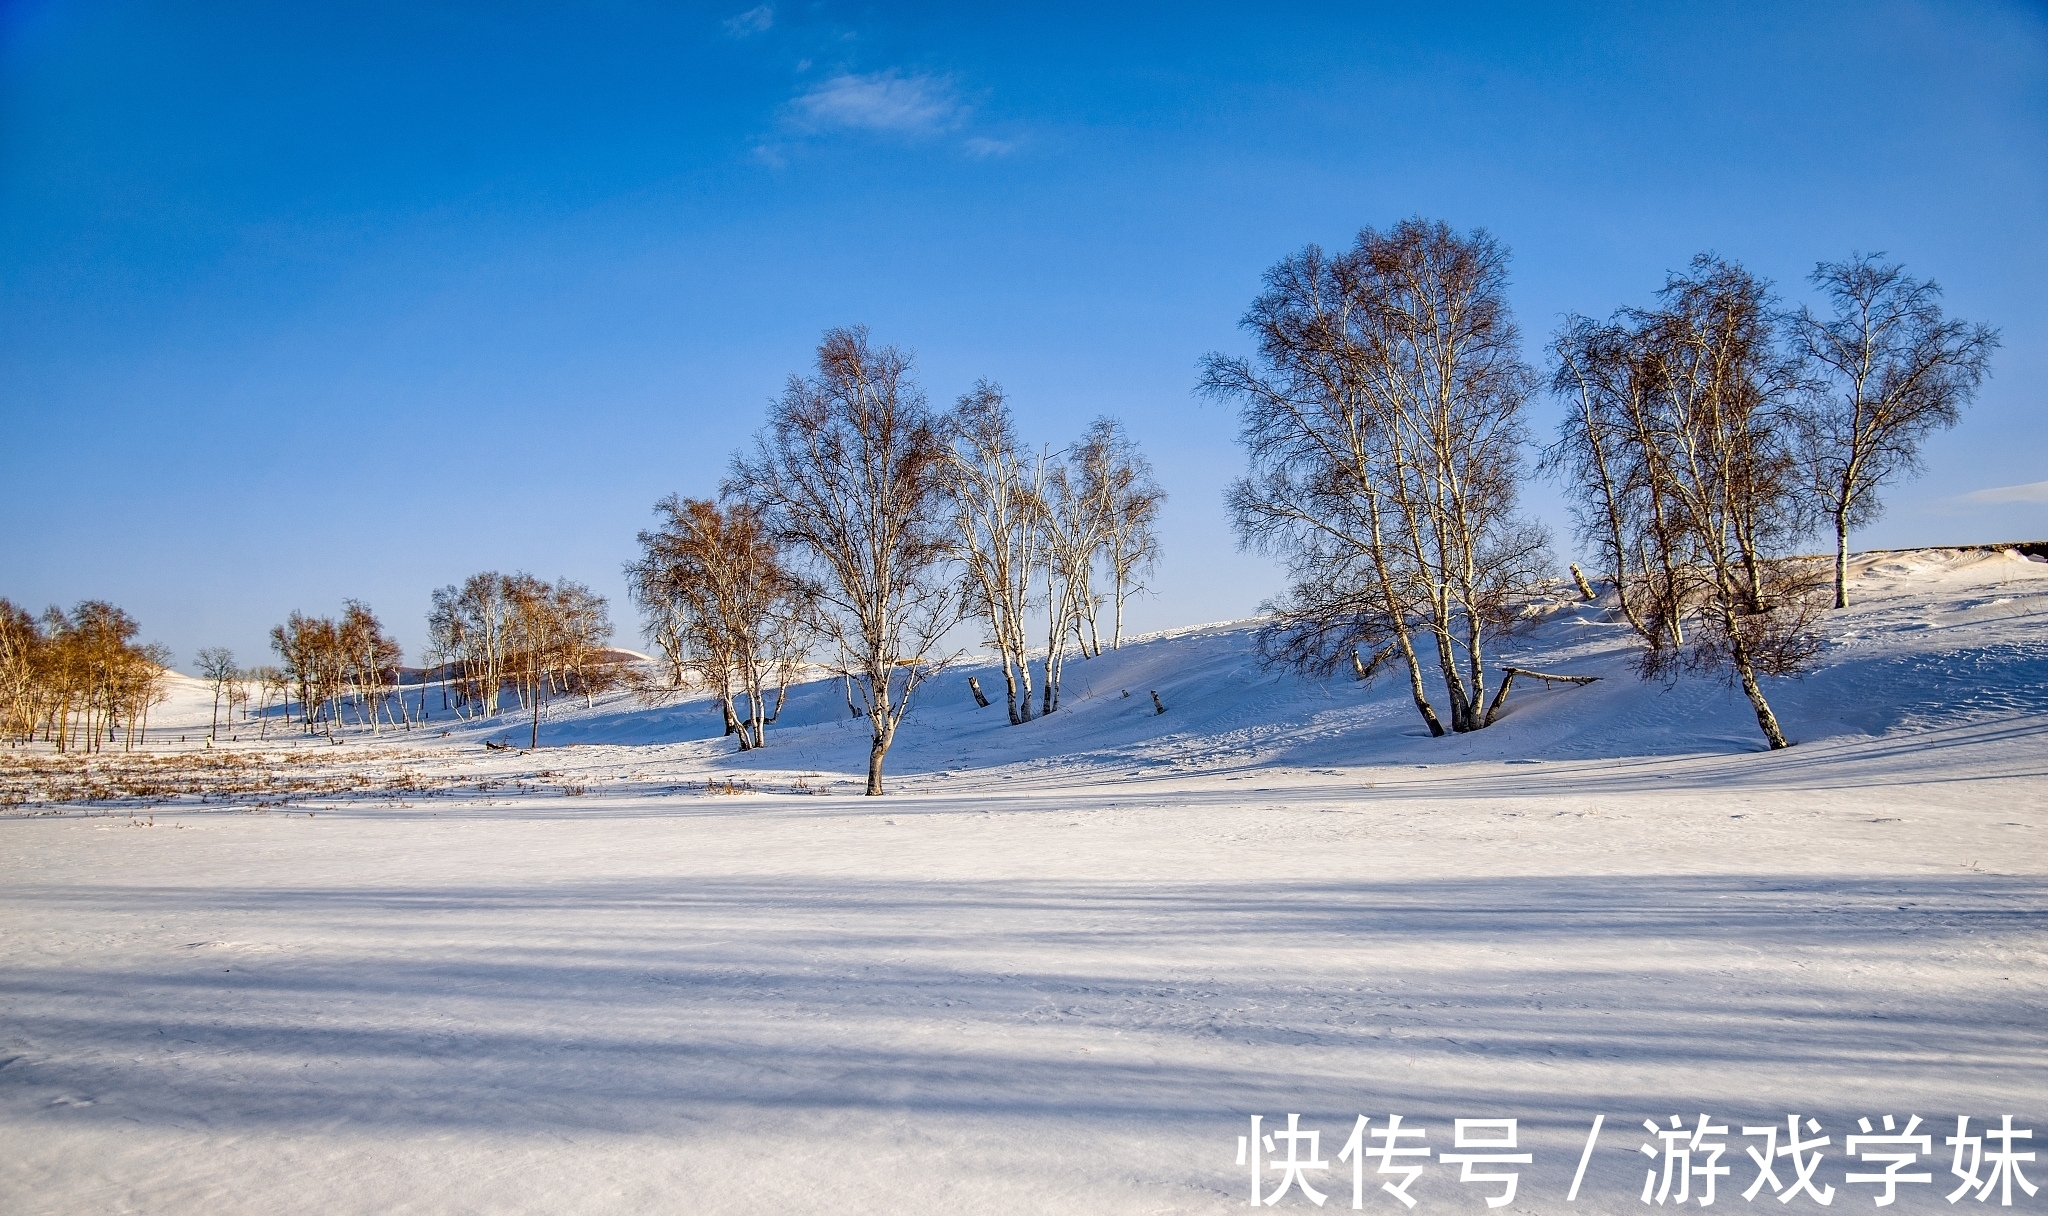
[5,872,2041,1161]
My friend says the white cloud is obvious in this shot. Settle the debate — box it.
[723,5,773,37]
[787,70,965,135]
[1959,480,2048,506]
[962,136,1015,158]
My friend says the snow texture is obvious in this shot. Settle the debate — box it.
[3,549,2045,1213]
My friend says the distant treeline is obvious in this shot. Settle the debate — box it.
[1,601,173,753]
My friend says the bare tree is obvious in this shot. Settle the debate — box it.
[625,559,692,694]
[270,614,317,732]
[0,600,38,745]
[1036,451,1109,714]
[1208,244,1437,729]
[249,665,287,738]
[339,601,402,731]
[226,671,251,734]
[555,580,621,710]
[1547,315,1690,649]
[944,382,1044,724]
[80,603,148,751]
[1553,256,1823,750]
[120,643,172,751]
[429,574,511,719]
[1082,417,1166,649]
[489,575,614,749]
[727,326,959,795]
[629,496,810,748]
[503,576,552,748]
[1064,448,1108,659]
[1064,425,1116,657]
[1207,220,1546,735]
[945,403,1164,709]
[1792,254,1999,607]
[197,647,237,742]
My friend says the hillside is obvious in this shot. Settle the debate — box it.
[125,546,2048,790]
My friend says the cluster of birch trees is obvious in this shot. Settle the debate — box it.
[1547,253,1995,747]
[0,599,173,751]
[1207,220,1549,739]
[426,573,616,748]
[1212,218,1996,750]
[946,388,1163,724]
[268,601,409,737]
[629,325,1164,793]
[626,496,814,750]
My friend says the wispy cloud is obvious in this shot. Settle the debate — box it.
[786,70,966,135]
[723,5,773,37]
[962,136,1015,158]
[1959,480,2048,506]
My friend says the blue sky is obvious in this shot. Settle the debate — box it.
[2,1,2043,672]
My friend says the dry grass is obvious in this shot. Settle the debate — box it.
[0,750,465,811]
[1,749,823,812]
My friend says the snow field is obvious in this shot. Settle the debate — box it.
[3,548,2045,1213]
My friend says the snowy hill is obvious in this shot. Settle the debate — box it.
[328,545,2048,788]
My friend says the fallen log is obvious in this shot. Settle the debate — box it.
[1501,665,1601,686]
[1482,665,1600,727]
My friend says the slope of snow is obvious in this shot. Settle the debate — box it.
[3,548,2044,1214]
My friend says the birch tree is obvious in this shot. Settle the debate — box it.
[250,665,287,738]
[1547,315,1690,650]
[1207,221,1546,735]
[945,383,1042,723]
[1792,255,1998,607]
[1036,454,1104,714]
[625,550,693,693]
[271,611,345,735]
[0,600,37,744]
[1075,416,1164,649]
[727,326,958,795]
[1636,257,1822,748]
[629,496,810,748]
[503,575,562,748]
[197,647,237,742]
[555,580,620,710]
[339,601,402,731]
[429,574,512,719]
[1551,256,1823,750]
[490,575,614,748]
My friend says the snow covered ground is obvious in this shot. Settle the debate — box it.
[4,548,2045,1214]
